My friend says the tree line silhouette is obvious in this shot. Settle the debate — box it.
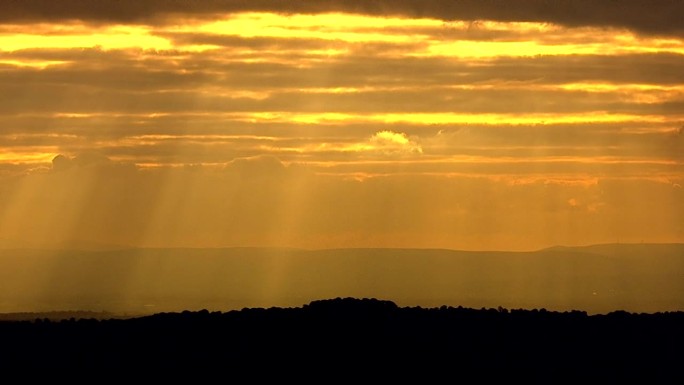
[0,297,682,379]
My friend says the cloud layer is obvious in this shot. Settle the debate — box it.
[2,0,684,38]
[0,5,682,249]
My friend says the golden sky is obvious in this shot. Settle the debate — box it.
[0,0,682,250]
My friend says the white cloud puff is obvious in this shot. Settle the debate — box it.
[363,130,423,155]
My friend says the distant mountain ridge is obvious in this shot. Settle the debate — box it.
[543,242,684,254]
[1,243,682,314]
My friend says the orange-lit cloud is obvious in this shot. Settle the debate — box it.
[0,6,682,250]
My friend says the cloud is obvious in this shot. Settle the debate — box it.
[225,155,287,178]
[1,1,684,38]
[0,2,681,252]
[51,154,73,171]
[51,152,113,169]
[0,162,681,250]
[363,130,422,155]
[4,52,684,106]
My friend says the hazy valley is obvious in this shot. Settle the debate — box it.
[1,243,682,315]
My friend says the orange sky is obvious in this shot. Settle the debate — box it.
[0,1,682,250]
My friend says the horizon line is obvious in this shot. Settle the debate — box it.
[1,241,683,254]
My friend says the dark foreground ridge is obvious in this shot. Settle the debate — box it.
[1,298,683,379]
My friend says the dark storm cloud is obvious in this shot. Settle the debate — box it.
[1,1,683,38]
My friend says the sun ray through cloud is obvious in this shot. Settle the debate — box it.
[0,1,682,252]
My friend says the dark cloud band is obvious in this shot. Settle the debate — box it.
[1,0,683,37]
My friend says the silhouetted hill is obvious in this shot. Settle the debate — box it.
[0,310,127,321]
[1,244,683,314]
[0,298,682,379]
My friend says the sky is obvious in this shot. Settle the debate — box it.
[0,0,682,251]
